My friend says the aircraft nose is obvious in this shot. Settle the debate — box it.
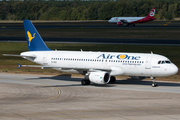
[171,64,178,75]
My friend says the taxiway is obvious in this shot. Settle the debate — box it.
[0,73,180,120]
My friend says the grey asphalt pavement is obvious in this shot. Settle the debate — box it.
[0,73,180,120]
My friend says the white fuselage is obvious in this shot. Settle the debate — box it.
[21,51,178,77]
[108,17,145,23]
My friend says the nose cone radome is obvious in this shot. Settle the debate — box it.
[171,64,178,75]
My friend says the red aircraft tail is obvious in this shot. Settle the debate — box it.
[147,8,156,18]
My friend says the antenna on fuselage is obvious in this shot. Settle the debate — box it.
[151,51,153,54]
[81,49,83,52]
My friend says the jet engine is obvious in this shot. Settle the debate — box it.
[89,71,110,84]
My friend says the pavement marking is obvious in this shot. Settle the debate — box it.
[0,78,61,108]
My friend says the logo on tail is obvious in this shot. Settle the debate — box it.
[150,9,155,17]
[27,31,36,46]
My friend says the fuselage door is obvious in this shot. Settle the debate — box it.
[145,57,151,69]
[43,53,48,66]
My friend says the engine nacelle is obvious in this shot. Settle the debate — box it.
[117,22,122,25]
[89,72,110,84]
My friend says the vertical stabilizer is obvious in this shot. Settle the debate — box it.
[23,20,51,51]
[147,8,156,18]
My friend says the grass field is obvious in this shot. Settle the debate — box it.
[1,28,180,40]
[1,20,180,40]
[0,42,180,82]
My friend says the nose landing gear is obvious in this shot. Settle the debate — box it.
[151,76,157,87]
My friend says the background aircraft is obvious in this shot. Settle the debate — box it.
[3,20,178,87]
[108,8,156,26]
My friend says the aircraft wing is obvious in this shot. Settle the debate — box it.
[3,54,112,72]
[17,63,112,72]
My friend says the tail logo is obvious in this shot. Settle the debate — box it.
[150,9,155,17]
[27,31,36,46]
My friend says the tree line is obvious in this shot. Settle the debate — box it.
[0,0,180,20]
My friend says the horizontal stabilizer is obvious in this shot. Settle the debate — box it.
[17,63,22,69]
[22,65,43,67]
[17,64,52,69]
[3,54,23,57]
[3,54,36,58]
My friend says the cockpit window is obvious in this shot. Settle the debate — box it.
[165,61,171,64]
[158,60,171,64]
[162,61,165,64]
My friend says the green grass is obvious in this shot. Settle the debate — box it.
[1,28,180,40]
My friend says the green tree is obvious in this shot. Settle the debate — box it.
[59,10,67,20]
[99,2,116,20]
[87,2,101,20]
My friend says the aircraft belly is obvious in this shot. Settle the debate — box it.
[127,67,139,76]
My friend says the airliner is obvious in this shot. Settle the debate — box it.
[3,20,178,87]
[108,8,156,26]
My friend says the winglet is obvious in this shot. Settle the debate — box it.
[17,63,22,69]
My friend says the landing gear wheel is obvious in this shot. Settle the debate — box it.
[152,82,157,87]
[110,76,116,83]
[151,76,157,87]
[133,24,135,26]
[81,79,90,85]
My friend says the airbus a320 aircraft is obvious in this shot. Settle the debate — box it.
[3,20,178,87]
[108,8,156,26]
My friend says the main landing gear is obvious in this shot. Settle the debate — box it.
[126,23,135,26]
[109,76,116,83]
[151,76,157,87]
[81,79,90,85]
[81,73,91,85]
